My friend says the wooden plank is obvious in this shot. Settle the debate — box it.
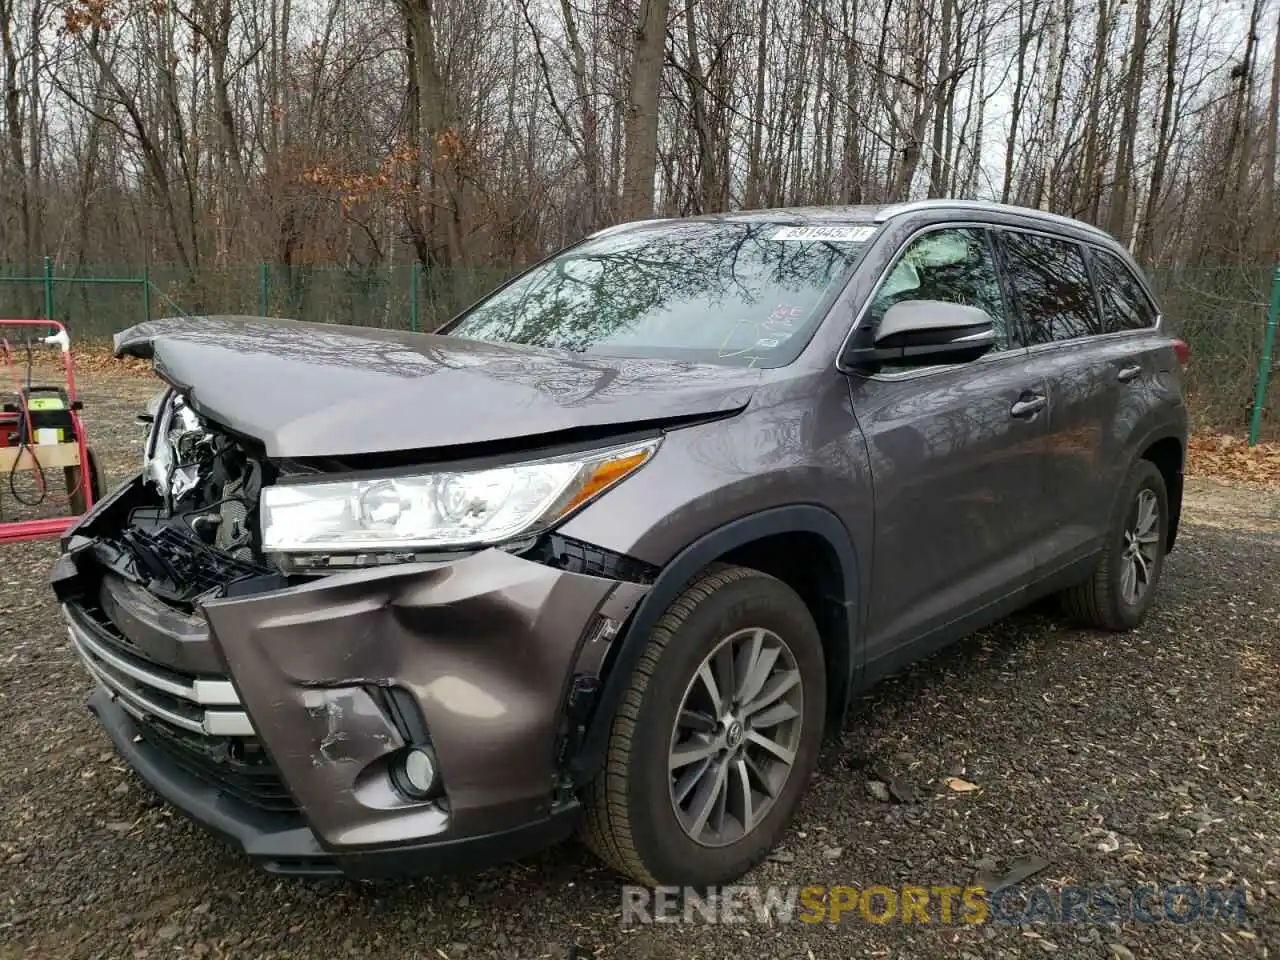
[0,442,82,472]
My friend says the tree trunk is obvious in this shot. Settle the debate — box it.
[927,0,953,197]
[399,0,456,266]
[563,0,604,226]
[1106,0,1150,240]
[681,0,715,213]
[1137,0,1182,262]
[1041,0,1072,209]
[1079,0,1112,221]
[1002,0,1033,203]
[1260,0,1279,260]
[840,0,862,203]
[621,0,669,219]
[0,0,34,272]
[745,0,769,208]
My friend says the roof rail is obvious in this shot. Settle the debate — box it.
[585,218,674,240]
[873,199,1114,241]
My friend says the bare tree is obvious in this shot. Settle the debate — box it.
[0,0,44,273]
[1260,0,1279,260]
[621,0,669,218]
[4,0,1270,278]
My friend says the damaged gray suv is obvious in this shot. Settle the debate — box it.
[54,200,1188,886]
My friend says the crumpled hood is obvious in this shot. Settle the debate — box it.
[115,316,761,459]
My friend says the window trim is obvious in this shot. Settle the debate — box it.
[835,217,1166,381]
[989,226,1032,349]
[984,228,1023,347]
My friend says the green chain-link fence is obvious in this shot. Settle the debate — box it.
[0,259,519,340]
[1147,264,1279,444]
[1,258,1278,441]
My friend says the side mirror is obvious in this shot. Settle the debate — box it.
[845,300,997,368]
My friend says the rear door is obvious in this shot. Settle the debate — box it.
[848,225,1050,677]
[993,229,1163,577]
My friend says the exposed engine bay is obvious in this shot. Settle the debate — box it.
[143,392,264,562]
[95,390,279,609]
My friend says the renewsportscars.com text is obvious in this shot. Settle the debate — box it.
[621,884,1247,927]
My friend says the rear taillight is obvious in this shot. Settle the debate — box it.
[1171,339,1190,370]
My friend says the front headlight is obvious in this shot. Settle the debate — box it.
[260,437,660,554]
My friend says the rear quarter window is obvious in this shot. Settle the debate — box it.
[1091,248,1160,332]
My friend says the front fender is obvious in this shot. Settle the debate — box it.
[567,504,861,785]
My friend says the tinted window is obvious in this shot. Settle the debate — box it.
[1092,249,1158,332]
[446,221,872,367]
[866,227,1010,349]
[999,232,1101,344]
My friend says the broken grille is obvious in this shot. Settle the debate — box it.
[66,601,252,737]
[67,598,298,813]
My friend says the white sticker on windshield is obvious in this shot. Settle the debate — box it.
[770,224,877,243]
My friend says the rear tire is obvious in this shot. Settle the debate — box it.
[580,564,826,886]
[1061,459,1168,631]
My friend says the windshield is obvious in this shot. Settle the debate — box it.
[445,220,874,367]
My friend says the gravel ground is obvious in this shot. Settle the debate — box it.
[1,373,1278,959]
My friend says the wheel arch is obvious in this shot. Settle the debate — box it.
[1139,434,1184,552]
[568,505,861,786]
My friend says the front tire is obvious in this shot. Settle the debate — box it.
[1061,459,1169,631]
[580,564,826,886]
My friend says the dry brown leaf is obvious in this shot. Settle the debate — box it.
[6,345,152,381]
[944,777,979,793]
[1187,431,1280,490]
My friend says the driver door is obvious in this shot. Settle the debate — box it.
[846,225,1050,679]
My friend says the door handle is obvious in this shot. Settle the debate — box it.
[1010,395,1047,419]
[1117,364,1143,383]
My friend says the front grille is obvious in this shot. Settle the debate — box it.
[66,596,296,813]
[67,602,251,737]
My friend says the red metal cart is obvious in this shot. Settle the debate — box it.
[0,319,104,544]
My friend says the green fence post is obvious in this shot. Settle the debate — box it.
[410,261,420,332]
[143,265,152,322]
[1249,265,1280,447]
[42,256,54,326]
[260,263,270,316]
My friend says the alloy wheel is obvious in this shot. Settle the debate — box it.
[1121,488,1161,605]
[667,627,804,848]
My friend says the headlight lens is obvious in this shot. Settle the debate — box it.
[260,438,660,554]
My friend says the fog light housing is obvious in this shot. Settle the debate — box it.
[392,745,441,800]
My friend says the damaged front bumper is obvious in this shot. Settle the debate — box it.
[54,475,648,877]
